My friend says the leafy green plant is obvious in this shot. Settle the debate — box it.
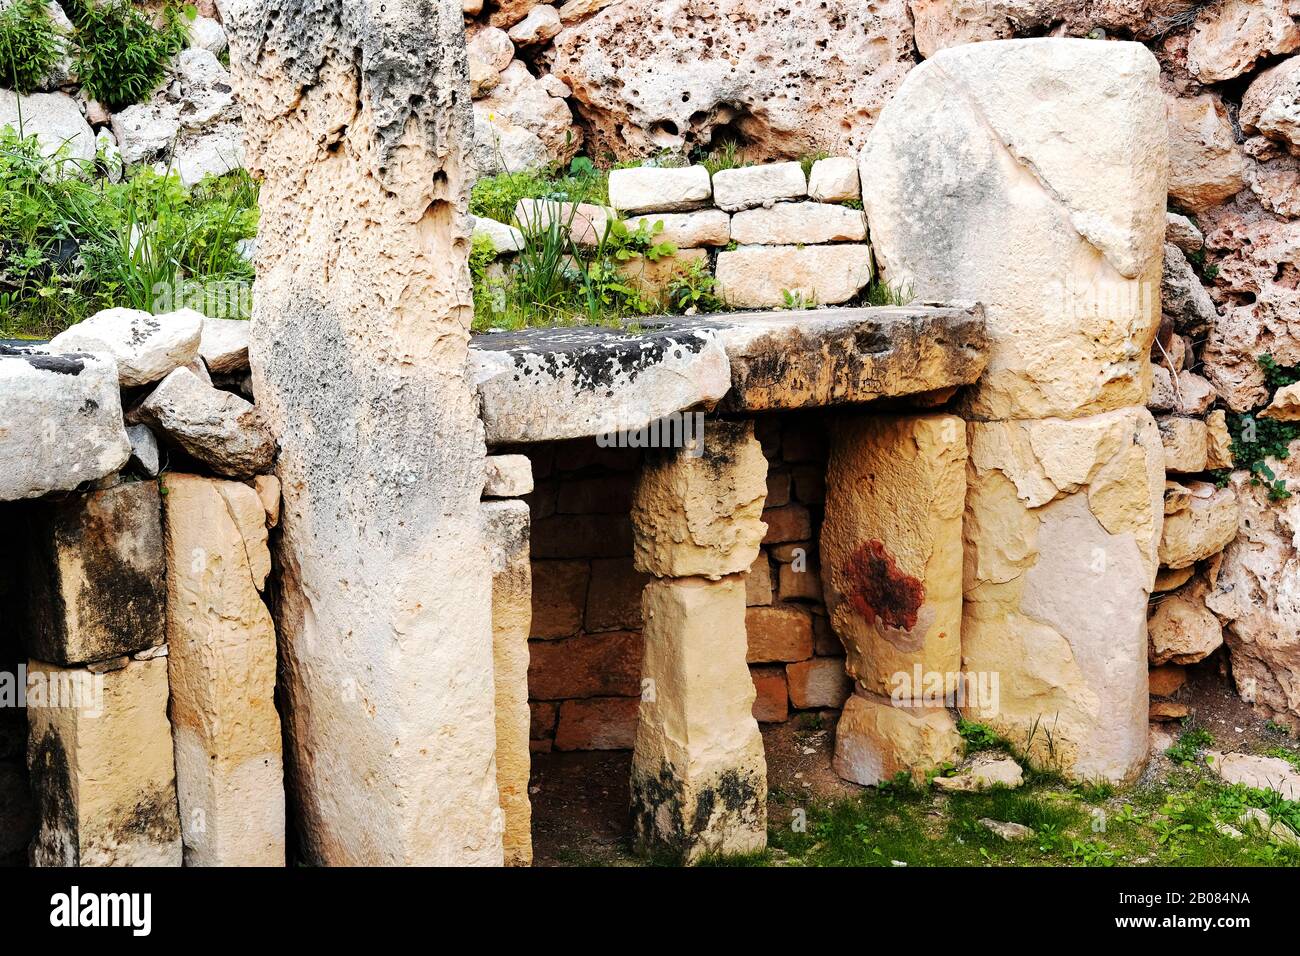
[799,150,829,179]
[0,0,63,94]
[66,0,192,112]
[1165,722,1214,765]
[1221,355,1300,501]
[666,257,723,313]
[780,288,816,310]
[957,719,1006,753]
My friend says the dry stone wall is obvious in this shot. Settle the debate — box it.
[474,157,874,311]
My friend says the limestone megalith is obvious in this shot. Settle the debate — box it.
[227,0,502,863]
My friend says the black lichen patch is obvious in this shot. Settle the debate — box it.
[845,538,925,632]
[28,728,77,864]
[631,761,763,862]
[1,346,86,376]
[109,783,182,846]
[481,329,712,393]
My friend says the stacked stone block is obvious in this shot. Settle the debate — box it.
[474,156,874,310]
[627,418,768,862]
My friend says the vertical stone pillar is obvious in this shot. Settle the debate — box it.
[162,474,285,866]
[629,419,768,862]
[862,38,1169,783]
[28,656,182,866]
[482,499,533,867]
[227,1,501,862]
[820,413,966,784]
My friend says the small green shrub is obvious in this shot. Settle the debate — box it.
[66,0,191,112]
[0,0,63,94]
[1165,722,1214,766]
[1223,354,1300,501]
[799,150,829,179]
[864,277,915,307]
[666,257,723,313]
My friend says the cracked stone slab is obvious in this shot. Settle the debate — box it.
[0,345,131,501]
[470,326,731,444]
[641,304,987,412]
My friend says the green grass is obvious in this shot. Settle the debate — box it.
[765,765,1300,867]
[1,129,258,337]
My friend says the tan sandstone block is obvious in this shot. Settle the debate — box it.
[750,665,789,722]
[822,413,965,697]
[554,697,639,750]
[1148,663,1187,698]
[28,656,182,866]
[787,658,852,710]
[745,604,814,663]
[832,690,960,786]
[1206,409,1234,469]
[863,39,1167,420]
[483,500,533,866]
[746,552,773,606]
[714,244,873,309]
[632,577,767,862]
[163,474,284,867]
[631,418,768,579]
[1159,481,1241,569]
[962,408,1165,783]
[1158,416,1209,474]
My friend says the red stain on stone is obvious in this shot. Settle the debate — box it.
[845,539,925,632]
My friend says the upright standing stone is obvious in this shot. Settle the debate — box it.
[629,419,768,862]
[863,38,1168,783]
[163,474,285,866]
[227,0,502,863]
[821,414,966,696]
[962,409,1165,782]
[27,656,182,866]
[631,576,766,862]
[862,39,1167,422]
[482,499,533,867]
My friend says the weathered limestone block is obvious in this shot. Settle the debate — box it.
[483,454,534,497]
[1242,58,1300,151]
[630,576,766,863]
[1261,381,1300,421]
[0,348,131,501]
[48,308,204,388]
[714,244,873,309]
[729,202,866,245]
[631,419,767,580]
[1157,415,1209,474]
[615,248,709,301]
[470,214,526,253]
[227,0,503,864]
[1166,212,1205,255]
[470,326,730,444]
[134,367,275,479]
[808,157,860,203]
[1166,92,1247,214]
[862,39,1167,421]
[607,165,712,215]
[963,407,1165,783]
[821,413,965,698]
[17,481,166,666]
[198,317,252,375]
[712,162,807,212]
[1206,410,1234,469]
[833,690,960,786]
[550,0,915,159]
[625,210,731,248]
[162,474,285,866]
[1158,481,1241,569]
[482,500,533,866]
[1148,578,1223,666]
[28,656,182,866]
[1186,0,1300,84]
[1204,446,1300,730]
